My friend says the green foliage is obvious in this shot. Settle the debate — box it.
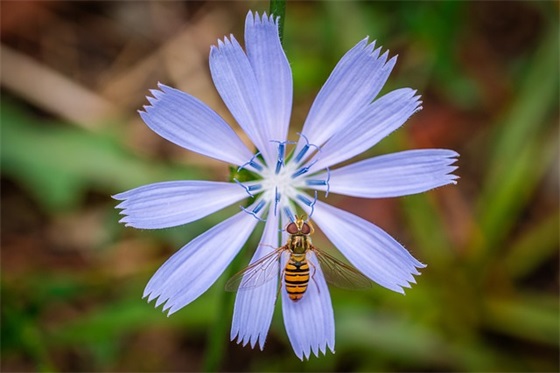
[1,101,206,211]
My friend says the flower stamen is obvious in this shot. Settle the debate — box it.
[294,133,320,164]
[240,199,267,222]
[296,191,318,218]
[271,140,295,174]
[233,179,261,198]
[238,152,263,172]
[291,159,318,178]
[305,166,331,197]
[283,206,295,223]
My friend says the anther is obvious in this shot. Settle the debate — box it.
[234,179,261,198]
[270,140,294,175]
[249,159,263,172]
[240,200,267,222]
[297,194,314,207]
[305,180,327,186]
[291,159,318,178]
[238,152,263,172]
[253,199,266,214]
[248,184,263,192]
[297,191,318,218]
[294,144,309,164]
[275,142,285,174]
[274,187,281,216]
[294,133,321,163]
[304,170,330,197]
[283,207,295,223]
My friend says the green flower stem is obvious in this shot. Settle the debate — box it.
[270,0,286,44]
[202,249,249,372]
[202,287,232,372]
[204,5,287,368]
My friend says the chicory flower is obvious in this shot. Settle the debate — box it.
[114,11,458,360]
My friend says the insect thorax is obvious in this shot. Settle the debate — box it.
[288,234,312,255]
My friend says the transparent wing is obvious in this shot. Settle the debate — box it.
[312,247,372,290]
[225,246,286,292]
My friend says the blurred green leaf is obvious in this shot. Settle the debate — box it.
[484,294,560,346]
[476,27,559,254]
[478,137,556,257]
[336,307,462,369]
[1,283,56,372]
[50,287,220,346]
[400,192,454,267]
[504,211,559,278]
[399,2,477,107]
[1,101,206,211]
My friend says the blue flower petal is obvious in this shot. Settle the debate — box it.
[281,251,335,360]
[295,38,396,161]
[113,181,249,229]
[144,205,263,315]
[308,88,422,171]
[315,149,459,198]
[210,35,275,165]
[245,12,292,145]
[311,200,425,294]
[231,211,280,350]
[140,84,254,166]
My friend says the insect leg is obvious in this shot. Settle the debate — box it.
[308,259,320,295]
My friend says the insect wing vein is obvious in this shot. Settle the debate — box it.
[225,246,285,292]
[312,247,372,289]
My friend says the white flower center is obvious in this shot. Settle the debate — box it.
[235,139,329,220]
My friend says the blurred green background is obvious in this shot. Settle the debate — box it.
[1,1,558,371]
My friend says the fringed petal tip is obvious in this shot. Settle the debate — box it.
[111,191,129,201]
[211,34,238,52]
[247,10,278,26]
[142,291,173,317]
[388,246,426,285]
[445,150,460,181]
[143,288,190,317]
[359,38,400,69]
[140,83,170,109]
[295,344,335,361]
[392,261,428,294]
[232,315,271,350]
[231,331,267,351]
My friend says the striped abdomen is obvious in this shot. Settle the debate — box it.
[284,254,310,302]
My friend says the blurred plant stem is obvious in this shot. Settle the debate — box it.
[270,0,286,44]
[204,4,286,365]
[202,278,232,372]
[202,248,249,372]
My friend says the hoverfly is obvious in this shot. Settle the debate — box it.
[225,216,371,301]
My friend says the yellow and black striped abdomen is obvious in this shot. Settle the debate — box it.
[284,254,310,302]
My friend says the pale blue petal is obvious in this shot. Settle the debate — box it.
[231,211,280,350]
[313,149,459,198]
[245,12,292,144]
[144,204,263,315]
[308,88,422,172]
[281,251,335,360]
[114,181,249,229]
[311,200,425,294]
[140,84,253,166]
[294,38,396,161]
[209,35,275,165]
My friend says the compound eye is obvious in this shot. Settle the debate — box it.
[301,223,311,235]
[286,222,298,234]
